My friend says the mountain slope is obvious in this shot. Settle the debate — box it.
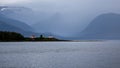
[0,20,40,37]
[0,6,40,25]
[79,13,120,39]
[0,14,39,36]
[0,13,33,32]
[33,13,62,33]
[0,21,23,31]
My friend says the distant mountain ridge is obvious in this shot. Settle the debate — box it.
[0,14,33,31]
[78,13,120,39]
[33,13,62,33]
[0,6,36,25]
[0,20,23,31]
[0,8,39,36]
[2,6,120,40]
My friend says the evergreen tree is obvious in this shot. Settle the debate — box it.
[40,35,44,39]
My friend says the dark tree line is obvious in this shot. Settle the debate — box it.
[0,31,64,42]
[0,31,24,41]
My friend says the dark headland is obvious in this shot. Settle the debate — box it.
[0,31,67,42]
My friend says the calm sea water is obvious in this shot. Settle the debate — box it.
[0,40,120,68]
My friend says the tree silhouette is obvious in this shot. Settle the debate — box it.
[40,35,44,39]
[0,31,24,41]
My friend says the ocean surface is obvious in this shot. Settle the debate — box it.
[0,40,120,68]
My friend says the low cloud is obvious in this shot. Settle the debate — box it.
[0,0,31,5]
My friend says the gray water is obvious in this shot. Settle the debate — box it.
[0,40,120,68]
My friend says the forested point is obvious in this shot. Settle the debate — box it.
[0,31,64,42]
[0,31,24,41]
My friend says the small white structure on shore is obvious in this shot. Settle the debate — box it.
[48,36,54,38]
[31,35,36,40]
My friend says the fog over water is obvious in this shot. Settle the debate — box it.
[0,0,120,36]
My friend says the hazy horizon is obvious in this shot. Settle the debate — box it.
[0,0,120,37]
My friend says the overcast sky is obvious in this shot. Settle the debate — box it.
[1,0,120,37]
[1,0,120,14]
